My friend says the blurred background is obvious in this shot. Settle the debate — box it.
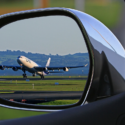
[0,0,124,47]
[0,0,122,27]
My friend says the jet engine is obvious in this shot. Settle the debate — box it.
[12,67,18,71]
[0,66,5,70]
[63,67,69,72]
[43,67,48,71]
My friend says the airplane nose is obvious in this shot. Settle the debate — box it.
[17,56,21,59]
[17,56,21,64]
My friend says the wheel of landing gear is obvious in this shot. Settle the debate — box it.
[41,75,44,79]
[33,74,35,77]
[23,74,27,78]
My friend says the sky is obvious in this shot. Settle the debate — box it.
[0,15,88,55]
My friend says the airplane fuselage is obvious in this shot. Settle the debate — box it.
[17,56,47,76]
[0,55,86,79]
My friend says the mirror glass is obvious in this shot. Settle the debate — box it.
[0,15,90,106]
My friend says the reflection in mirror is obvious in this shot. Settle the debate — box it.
[0,15,89,106]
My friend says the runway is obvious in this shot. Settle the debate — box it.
[0,77,87,81]
[0,77,85,104]
[0,91,83,104]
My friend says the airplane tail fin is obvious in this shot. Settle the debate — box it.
[46,58,51,67]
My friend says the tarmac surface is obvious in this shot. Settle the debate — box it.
[0,77,87,81]
[0,91,83,104]
[0,77,85,104]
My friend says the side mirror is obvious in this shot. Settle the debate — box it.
[0,8,125,112]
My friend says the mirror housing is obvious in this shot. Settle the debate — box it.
[0,7,125,111]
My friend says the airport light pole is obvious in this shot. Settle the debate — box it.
[82,70,84,75]
[33,0,40,8]
[75,0,85,12]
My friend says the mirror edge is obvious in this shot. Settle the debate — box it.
[0,7,94,111]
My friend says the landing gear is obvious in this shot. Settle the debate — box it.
[22,70,27,78]
[23,73,27,78]
[41,75,44,79]
[32,73,36,77]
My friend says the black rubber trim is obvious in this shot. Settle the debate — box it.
[1,92,125,125]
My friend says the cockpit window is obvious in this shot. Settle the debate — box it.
[18,56,22,58]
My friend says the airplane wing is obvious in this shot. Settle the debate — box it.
[34,64,88,71]
[0,65,22,70]
[48,71,64,73]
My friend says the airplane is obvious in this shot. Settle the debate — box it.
[0,56,88,79]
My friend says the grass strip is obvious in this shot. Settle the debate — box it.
[38,99,79,105]
[0,80,86,91]
[0,106,47,120]
[0,1,122,28]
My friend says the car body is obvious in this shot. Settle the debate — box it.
[0,8,125,125]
